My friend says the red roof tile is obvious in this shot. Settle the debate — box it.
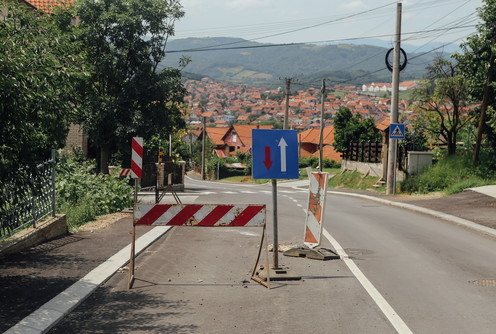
[22,0,74,14]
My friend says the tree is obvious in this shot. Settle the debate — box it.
[75,0,188,173]
[411,57,472,156]
[333,107,381,153]
[454,0,496,164]
[0,2,83,181]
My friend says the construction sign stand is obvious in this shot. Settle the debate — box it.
[252,129,301,282]
[284,168,339,261]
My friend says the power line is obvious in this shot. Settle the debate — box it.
[171,1,399,53]
[167,25,477,54]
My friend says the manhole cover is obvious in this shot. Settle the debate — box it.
[472,279,496,287]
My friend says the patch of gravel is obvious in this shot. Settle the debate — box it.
[75,212,131,232]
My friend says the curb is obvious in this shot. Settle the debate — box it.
[5,226,172,334]
[328,191,496,238]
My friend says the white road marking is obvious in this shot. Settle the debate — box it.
[287,195,412,334]
[323,228,413,334]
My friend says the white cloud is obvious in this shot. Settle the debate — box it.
[226,0,272,9]
[340,0,366,11]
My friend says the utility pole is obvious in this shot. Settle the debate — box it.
[283,77,292,130]
[319,79,326,172]
[201,116,206,180]
[386,2,402,195]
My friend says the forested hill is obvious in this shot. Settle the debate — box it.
[161,37,451,87]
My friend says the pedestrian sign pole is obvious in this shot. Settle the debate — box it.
[387,123,405,195]
[252,129,300,281]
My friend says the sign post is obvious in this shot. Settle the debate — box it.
[252,129,300,281]
[388,124,405,195]
[129,137,143,289]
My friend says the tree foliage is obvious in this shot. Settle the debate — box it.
[454,0,496,156]
[0,2,83,181]
[410,57,473,155]
[333,107,381,153]
[75,0,188,173]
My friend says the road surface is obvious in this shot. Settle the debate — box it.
[49,177,496,333]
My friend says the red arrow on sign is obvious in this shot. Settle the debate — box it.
[264,146,272,170]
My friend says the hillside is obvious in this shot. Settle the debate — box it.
[161,37,447,87]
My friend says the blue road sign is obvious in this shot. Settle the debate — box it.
[252,129,299,179]
[389,123,405,139]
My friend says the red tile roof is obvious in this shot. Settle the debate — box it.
[21,0,74,14]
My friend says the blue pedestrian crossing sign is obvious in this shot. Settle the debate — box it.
[389,123,405,139]
[252,129,299,179]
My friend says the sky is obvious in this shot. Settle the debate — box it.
[172,0,483,52]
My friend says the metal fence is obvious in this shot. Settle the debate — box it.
[0,151,56,240]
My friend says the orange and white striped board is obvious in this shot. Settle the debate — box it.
[131,137,143,179]
[134,204,266,227]
[304,168,329,248]
[120,168,131,177]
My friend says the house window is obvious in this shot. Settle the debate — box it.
[232,133,237,143]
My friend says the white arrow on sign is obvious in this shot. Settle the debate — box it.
[278,137,288,172]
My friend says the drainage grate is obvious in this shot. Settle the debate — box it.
[472,279,496,287]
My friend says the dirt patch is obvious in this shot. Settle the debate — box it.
[75,212,132,232]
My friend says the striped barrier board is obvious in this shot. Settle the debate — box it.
[304,169,329,248]
[135,204,266,227]
[131,137,143,179]
[120,168,131,177]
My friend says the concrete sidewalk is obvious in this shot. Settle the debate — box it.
[468,185,496,198]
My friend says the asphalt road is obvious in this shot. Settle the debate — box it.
[48,177,496,334]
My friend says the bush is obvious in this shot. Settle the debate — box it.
[56,152,133,229]
[299,156,340,169]
[299,156,319,168]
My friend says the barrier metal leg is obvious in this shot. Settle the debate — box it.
[251,223,270,289]
[128,224,136,289]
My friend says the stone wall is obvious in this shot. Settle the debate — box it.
[0,215,68,257]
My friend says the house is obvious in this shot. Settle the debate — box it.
[17,0,74,14]
[298,126,342,162]
[198,125,273,158]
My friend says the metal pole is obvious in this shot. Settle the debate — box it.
[386,3,402,195]
[284,78,291,130]
[272,179,279,268]
[319,79,325,173]
[201,116,206,180]
[129,178,139,289]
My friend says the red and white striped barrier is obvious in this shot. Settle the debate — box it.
[135,204,266,227]
[304,169,329,248]
[120,168,131,177]
[131,137,143,179]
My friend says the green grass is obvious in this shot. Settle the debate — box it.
[400,153,496,194]
[220,175,270,184]
[299,167,341,179]
[328,171,382,190]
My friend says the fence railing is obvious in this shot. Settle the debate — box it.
[0,150,56,240]
[342,142,383,163]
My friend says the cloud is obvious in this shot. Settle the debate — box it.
[225,0,272,9]
[340,0,366,11]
